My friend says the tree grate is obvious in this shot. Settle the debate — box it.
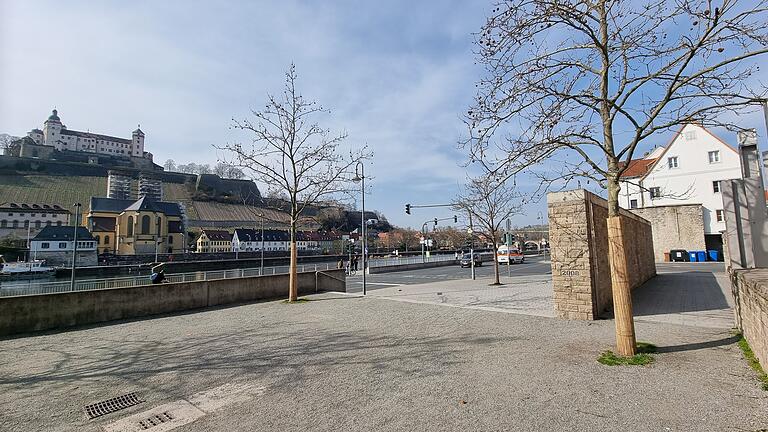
[83,392,144,419]
[138,412,174,429]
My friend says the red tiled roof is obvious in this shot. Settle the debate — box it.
[619,158,658,178]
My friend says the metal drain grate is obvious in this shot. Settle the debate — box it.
[83,392,144,419]
[138,412,174,430]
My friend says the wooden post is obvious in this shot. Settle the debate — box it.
[607,216,637,356]
[288,241,298,302]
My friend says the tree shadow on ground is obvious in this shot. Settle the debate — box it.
[655,334,740,353]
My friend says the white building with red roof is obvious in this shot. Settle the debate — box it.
[619,123,743,241]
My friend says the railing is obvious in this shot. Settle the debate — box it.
[0,263,337,297]
[1,254,463,298]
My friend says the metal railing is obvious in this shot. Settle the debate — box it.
[0,263,337,297]
[1,254,463,298]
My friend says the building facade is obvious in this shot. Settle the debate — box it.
[0,202,70,241]
[196,230,233,253]
[619,123,743,253]
[29,226,97,267]
[86,197,185,255]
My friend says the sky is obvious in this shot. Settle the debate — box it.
[1,1,766,230]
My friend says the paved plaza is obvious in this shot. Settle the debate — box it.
[1,261,766,431]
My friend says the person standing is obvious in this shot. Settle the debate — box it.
[352,255,359,271]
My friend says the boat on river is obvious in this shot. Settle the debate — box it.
[0,255,56,279]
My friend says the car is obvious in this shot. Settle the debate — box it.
[459,253,482,267]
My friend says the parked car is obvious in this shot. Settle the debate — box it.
[459,253,482,267]
[497,245,525,264]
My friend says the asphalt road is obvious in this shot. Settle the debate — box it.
[346,255,551,291]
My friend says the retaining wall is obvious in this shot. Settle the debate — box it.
[367,259,456,274]
[0,269,345,336]
[548,189,656,320]
[629,204,706,261]
[730,268,768,370]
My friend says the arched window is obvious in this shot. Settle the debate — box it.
[127,216,134,237]
[35,220,41,229]
[12,220,18,228]
[23,220,29,228]
[141,215,150,234]
[95,235,100,245]
[105,236,110,245]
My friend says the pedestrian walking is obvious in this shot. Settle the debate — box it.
[352,255,359,271]
[337,258,344,269]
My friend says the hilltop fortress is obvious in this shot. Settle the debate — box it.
[4,109,158,171]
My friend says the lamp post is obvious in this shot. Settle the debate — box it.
[70,203,82,291]
[257,213,265,273]
[353,161,366,295]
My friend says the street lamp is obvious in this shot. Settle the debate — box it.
[352,161,366,295]
[257,213,265,274]
[70,203,82,291]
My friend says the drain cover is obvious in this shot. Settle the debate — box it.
[84,392,144,419]
[138,412,174,430]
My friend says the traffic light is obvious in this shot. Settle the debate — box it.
[405,204,411,215]
[434,218,438,226]
[453,215,458,223]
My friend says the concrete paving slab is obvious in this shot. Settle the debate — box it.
[0,290,766,432]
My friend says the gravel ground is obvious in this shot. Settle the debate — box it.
[0,292,766,432]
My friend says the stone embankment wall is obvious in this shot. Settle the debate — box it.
[730,269,768,369]
[630,204,706,261]
[548,190,656,320]
[0,269,345,336]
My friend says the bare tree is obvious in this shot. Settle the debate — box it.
[163,159,176,172]
[467,0,768,355]
[219,64,370,301]
[454,174,524,285]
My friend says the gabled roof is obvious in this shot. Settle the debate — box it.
[201,230,232,241]
[627,123,738,181]
[124,196,163,213]
[619,158,658,179]
[32,226,94,242]
[90,197,182,217]
[233,228,258,242]
[60,128,132,144]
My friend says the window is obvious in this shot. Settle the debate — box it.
[629,199,638,209]
[58,242,66,249]
[56,221,62,226]
[716,209,724,222]
[141,215,150,234]
[127,216,134,236]
[34,221,41,228]
[95,235,100,245]
[708,150,720,164]
[667,156,679,169]
[156,216,162,235]
[650,187,661,199]
[685,131,697,140]
[41,242,50,249]
[104,236,110,245]
[168,235,173,245]
[46,221,51,227]
[23,220,29,228]
[713,180,721,193]
[0,220,5,228]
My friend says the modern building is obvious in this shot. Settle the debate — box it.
[29,226,97,267]
[619,123,743,256]
[0,202,70,240]
[196,229,233,253]
[86,196,185,255]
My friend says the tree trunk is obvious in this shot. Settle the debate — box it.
[606,176,637,356]
[288,224,298,302]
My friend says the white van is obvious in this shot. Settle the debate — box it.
[497,245,524,264]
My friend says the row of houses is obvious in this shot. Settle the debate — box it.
[196,229,352,254]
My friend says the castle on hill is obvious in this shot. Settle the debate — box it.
[4,109,158,171]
